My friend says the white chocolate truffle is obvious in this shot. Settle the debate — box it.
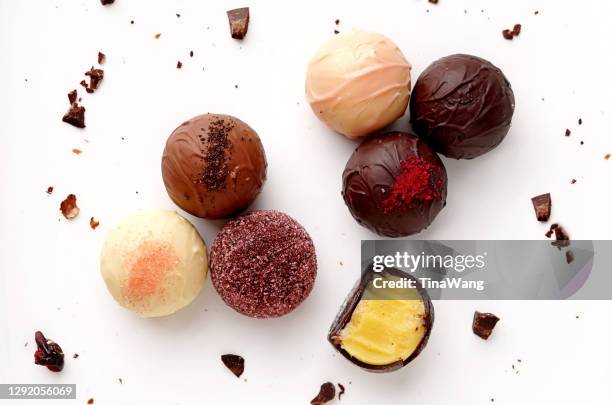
[100,210,207,318]
[305,30,412,138]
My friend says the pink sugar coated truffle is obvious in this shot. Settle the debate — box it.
[210,210,317,318]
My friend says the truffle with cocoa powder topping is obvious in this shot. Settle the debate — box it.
[342,132,447,237]
[210,210,317,318]
[162,114,267,219]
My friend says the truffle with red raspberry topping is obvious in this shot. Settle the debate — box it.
[210,210,317,318]
[342,132,447,237]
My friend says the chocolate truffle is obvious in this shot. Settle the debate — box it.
[210,210,317,318]
[410,54,515,159]
[100,210,208,318]
[162,114,267,219]
[342,132,447,237]
[306,30,412,138]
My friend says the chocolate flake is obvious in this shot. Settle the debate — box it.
[73,353,79,359]
[338,383,345,400]
[502,24,521,40]
[428,0,439,3]
[311,382,335,405]
[67,89,77,104]
[531,193,551,222]
[221,354,244,378]
[472,311,500,340]
[566,250,575,264]
[565,128,571,136]
[62,103,86,128]
[60,194,80,219]
[227,7,250,40]
[85,67,104,92]
[176,60,183,69]
[98,52,106,64]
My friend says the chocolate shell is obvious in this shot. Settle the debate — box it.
[410,54,515,159]
[328,266,434,373]
[161,114,267,219]
[342,132,447,237]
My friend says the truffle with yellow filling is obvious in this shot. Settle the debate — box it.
[328,267,433,372]
[100,210,208,318]
[305,30,412,138]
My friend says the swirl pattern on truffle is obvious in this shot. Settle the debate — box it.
[409,54,515,159]
[342,132,447,237]
[162,114,267,219]
[306,30,412,138]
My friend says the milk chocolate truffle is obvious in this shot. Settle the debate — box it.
[210,210,317,318]
[410,54,515,159]
[342,132,447,237]
[100,210,207,318]
[306,30,412,138]
[162,114,267,219]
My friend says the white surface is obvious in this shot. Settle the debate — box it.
[1,1,612,404]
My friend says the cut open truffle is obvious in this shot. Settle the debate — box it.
[328,267,433,372]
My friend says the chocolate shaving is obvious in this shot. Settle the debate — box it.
[85,67,104,92]
[227,7,250,40]
[67,89,77,104]
[221,354,244,378]
[98,52,106,64]
[338,383,345,400]
[60,194,80,219]
[472,311,500,340]
[90,217,100,230]
[531,193,551,222]
[566,250,575,264]
[311,382,335,405]
[62,103,86,128]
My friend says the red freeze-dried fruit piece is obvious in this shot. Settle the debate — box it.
[34,331,64,372]
[221,354,244,377]
[531,193,551,222]
[311,382,335,405]
[90,217,100,230]
[98,52,106,64]
[60,194,80,219]
[85,67,104,92]
[472,311,500,340]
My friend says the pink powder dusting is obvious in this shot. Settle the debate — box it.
[124,241,179,303]
[210,210,317,318]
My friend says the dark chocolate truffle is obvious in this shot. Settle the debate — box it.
[162,114,267,219]
[210,210,317,318]
[410,54,515,159]
[342,132,447,237]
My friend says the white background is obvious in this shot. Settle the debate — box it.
[1,0,612,404]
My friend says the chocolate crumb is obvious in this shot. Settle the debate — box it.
[565,129,571,136]
[227,7,250,40]
[311,382,335,405]
[503,24,521,40]
[338,383,345,400]
[189,50,194,57]
[62,103,86,128]
[118,378,123,384]
[72,148,82,155]
[334,30,340,34]
[130,20,134,24]
[154,33,161,39]
[73,353,79,359]
[87,399,94,405]
[472,311,500,340]
[60,194,80,219]
[502,29,514,40]
[531,193,551,222]
[68,89,77,104]
[90,217,100,230]
[176,13,181,18]
[566,250,575,264]
[534,10,539,15]
[512,24,522,36]
[221,354,244,378]
[578,118,583,125]
[46,186,54,195]
[604,154,610,160]
[176,61,183,69]
[85,67,104,92]
[98,52,106,64]
[335,19,340,25]
[580,141,584,145]
[100,0,114,5]
[570,179,577,184]
[428,0,439,3]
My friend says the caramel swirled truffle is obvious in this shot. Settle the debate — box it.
[410,54,515,159]
[306,30,412,139]
[210,210,317,318]
[100,210,208,317]
[342,132,447,237]
[162,114,267,219]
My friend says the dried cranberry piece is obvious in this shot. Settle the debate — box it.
[34,331,64,372]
